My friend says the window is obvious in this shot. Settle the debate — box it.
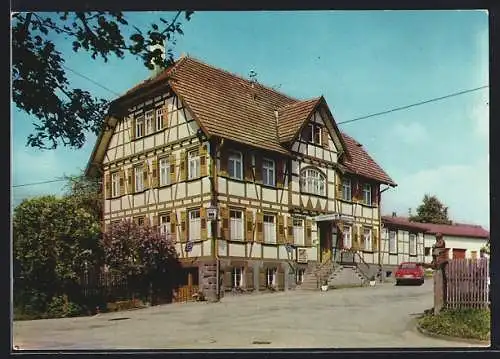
[266,268,277,287]
[389,231,397,253]
[230,210,244,241]
[342,178,352,201]
[228,151,243,180]
[135,115,144,138]
[188,150,200,180]
[296,268,305,285]
[232,267,244,288]
[293,218,305,246]
[159,213,171,236]
[156,107,164,131]
[363,227,372,252]
[343,226,352,249]
[302,123,322,145]
[424,247,431,256]
[159,158,170,186]
[189,209,201,241]
[262,158,275,186]
[145,110,154,135]
[409,234,417,256]
[363,183,372,206]
[111,172,120,197]
[300,168,326,196]
[263,214,276,244]
[134,166,144,192]
[135,216,145,226]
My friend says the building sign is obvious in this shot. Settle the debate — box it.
[207,206,217,221]
[315,213,339,222]
[185,241,194,253]
[297,248,308,263]
[339,215,355,223]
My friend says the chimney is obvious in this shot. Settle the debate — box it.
[392,211,396,217]
[149,41,166,77]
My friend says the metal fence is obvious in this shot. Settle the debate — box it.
[445,258,489,309]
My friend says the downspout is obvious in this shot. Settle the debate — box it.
[212,137,224,301]
[378,185,392,280]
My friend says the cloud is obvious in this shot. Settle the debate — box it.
[391,122,427,145]
[382,156,489,229]
[469,28,489,140]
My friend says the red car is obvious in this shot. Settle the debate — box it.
[395,262,424,286]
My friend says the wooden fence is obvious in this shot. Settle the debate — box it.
[444,258,489,309]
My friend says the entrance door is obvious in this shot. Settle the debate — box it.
[319,221,332,262]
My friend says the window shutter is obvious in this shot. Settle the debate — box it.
[151,158,158,188]
[277,215,285,244]
[286,216,293,244]
[245,267,254,291]
[276,158,285,188]
[221,207,230,240]
[170,213,177,242]
[245,210,254,242]
[140,121,145,138]
[180,211,187,243]
[104,173,111,199]
[254,156,262,182]
[335,172,343,199]
[199,143,208,177]
[169,154,176,184]
[200,207,207,240]
[305,219,312,246]
[162,105,169,128]
[259,268,266,290]
[119,170,125,196]
[130,115,136,140]
[127,168,135,194]
[277,269,285,290]
[256,212,264,243]
[321,128,329,149]
[219,150,228,177]
[372,184,379,207]
[244,153,253,181]
[353,180,361,202]
[143,161,150,189]
[179,151,187,182]
[353,226,360,250]
[224,270,232,291]
[372,226,379,252]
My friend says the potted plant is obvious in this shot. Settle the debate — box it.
[369,275,376,287]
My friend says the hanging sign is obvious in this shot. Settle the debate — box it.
[185,241,194,253]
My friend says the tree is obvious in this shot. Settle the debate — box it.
[101,220,181,304]
[410,194,452,225]
[13,195,101,314]
[12,11,193,150]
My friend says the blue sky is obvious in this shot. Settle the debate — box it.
[12,10,489,228]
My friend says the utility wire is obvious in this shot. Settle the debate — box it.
[12,84,488,189]
[337,85,489,125]
[12,178,67,188]
[62,64,121,97]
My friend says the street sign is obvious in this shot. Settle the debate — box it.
[285,244,293,253]
[185,241,193,252]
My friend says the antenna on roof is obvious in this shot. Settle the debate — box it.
[249,69,258,88]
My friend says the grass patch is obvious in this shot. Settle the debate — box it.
[418,308,490,341]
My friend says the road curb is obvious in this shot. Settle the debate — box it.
[415,320,490,346]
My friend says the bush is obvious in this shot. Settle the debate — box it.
[47,295,83,318]
[418,308,490,341]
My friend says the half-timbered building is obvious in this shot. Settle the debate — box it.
[86,55,396,300]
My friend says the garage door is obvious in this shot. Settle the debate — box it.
[452,248,466,259]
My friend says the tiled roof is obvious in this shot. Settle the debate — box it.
[170,57,298,153]
[341,133,396,186]
[382,216,489,239]
[277,97,321,142]
[100,55,396,184]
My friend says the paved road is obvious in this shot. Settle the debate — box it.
[13,280,486,350]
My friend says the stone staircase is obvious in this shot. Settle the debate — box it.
[298,250,375,290]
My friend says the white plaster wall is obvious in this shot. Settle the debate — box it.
[262,188,275,203]
[203,240,212,256]
[227,181,245,197]
[248,243,261,258]
[229,243,246,257]
[263,246,278,259]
